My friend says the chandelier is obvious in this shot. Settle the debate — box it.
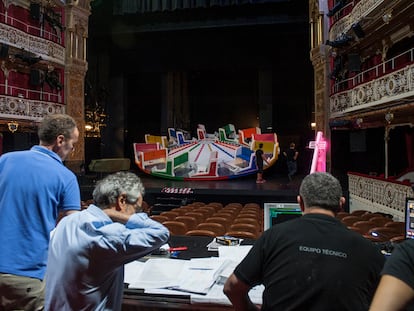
[84,101,106,137]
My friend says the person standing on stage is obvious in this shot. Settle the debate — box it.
[255,143,269,184]
[224,172,385,311]
[45,171,169,311]
[0,114,81,311]
[283,142,299,181]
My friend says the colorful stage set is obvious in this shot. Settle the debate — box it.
[133,124,280,181]
[132,126,328,207]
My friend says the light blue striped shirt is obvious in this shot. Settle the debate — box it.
[45,205,169,311]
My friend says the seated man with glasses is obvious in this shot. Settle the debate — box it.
[45,171,169,311]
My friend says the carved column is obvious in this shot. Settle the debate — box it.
[309,0,332,171]
[64,0,91,173]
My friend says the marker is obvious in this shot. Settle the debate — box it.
[169,246,188,252]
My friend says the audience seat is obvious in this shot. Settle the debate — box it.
[225,231,257,239]
[203,204,222,212]
[175,216,198,231]
[347,226,365,235]
[160,211,180,220]
[367,226,402,242]
[352,220,376,235]
[195,207,215,218]
[237,212,260,221]
[384,221,405,234]
[369,216,392,227]
[233,217,260,227]
[150,215,169,223]
[162,221,188,235]
[350,210,369,216]
[196,223,226,236]
[204,217,232,231]
[184,212,205,223]
[341,215,362,227]
[229,223,259,238]
[361,213,381,221]
[213,212,235,219]
[243,203,260,209]
[185,229,216,237]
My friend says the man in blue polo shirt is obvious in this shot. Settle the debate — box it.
[0,114,81,311]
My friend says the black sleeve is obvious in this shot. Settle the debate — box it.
[382,240,414,290]
[233,232,266,287]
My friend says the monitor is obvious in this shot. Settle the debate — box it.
[263,202,303,231]
[405,197,414,239]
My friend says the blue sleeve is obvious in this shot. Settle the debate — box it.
[92,213,170,264]
[61,172,81,211]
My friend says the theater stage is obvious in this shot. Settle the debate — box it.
[80,171,302,208]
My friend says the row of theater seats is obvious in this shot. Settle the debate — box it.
[337,210,405,243]
[150,201,263,239]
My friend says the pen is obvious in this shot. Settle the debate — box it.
[169,246,188,252]
[189,268,213,270]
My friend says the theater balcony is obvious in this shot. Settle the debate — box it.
[326,0,414,128]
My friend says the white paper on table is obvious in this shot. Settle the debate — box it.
[170,257,231,295]
[218,245,252,260]
[190,283,232,305]
[124,260,145,288]
[216,245,253,283]
[131,258,187,289]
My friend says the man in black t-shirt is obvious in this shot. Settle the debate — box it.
[223,172,385,311]
[369,239,414,311]
[255,143,269,184]
[283,142,299,181]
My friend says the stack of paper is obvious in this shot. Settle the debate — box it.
[126,257,232,295]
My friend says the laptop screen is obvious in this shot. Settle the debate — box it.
[405,198,414,239]
[263,203,302,231]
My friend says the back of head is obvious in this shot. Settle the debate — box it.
[38,114,77,145]
[299,172,342,212]
[259,143,263,148]
[93,171,145,209]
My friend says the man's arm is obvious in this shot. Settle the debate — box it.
[261,153,269,165]
[223,273,259,311]
[294,151,299,161]
[369,275,414,311]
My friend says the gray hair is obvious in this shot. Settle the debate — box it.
[93,171,145,208]
[299,172,343,212]
[38,114,77,144]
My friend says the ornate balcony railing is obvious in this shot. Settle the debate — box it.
[328,0,385,41]
[0,19,65,65]
[348,172,414,221]
[330,61,414,117]
[0,94,65,121]
[0,12,62,44]
[331,48,414,95]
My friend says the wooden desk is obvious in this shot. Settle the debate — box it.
[122,290,234,311]
[122,235,256,311]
